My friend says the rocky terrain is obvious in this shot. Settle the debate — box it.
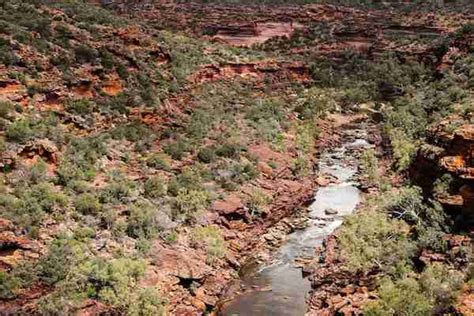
[0,0,473,315]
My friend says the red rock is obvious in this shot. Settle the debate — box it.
[190,298,206,311]
[341,285,356,295]
[257,161,273,176]
[212,195,246,215]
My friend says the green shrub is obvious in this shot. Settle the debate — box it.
[146,153,171,171]
[99,94,130,114]
[6,118,33,143]
[74,226,96,241]
[99,48,115,70]
[0,101,14,119]
[215,142,242,158]
[86,258,146,304]
[364,277,432,316]
[9,183,68,228]
[167,167,204,196]
[193,226,227,263]
[173,189,210,221]
[125,287,166,315]
[360,149,379,186]
[186,109,214,140]
[28,158,48,184]
[100,179,133,203]
[0,271,21,299]
[57,136,108,184]
[388,128,416,172]
[74,45,98,64]
[295,122,318,155]
[65,99,94,115]
[74,193,101,215]
[36,237,88,286]
[292,155,310,177]
[294,88,335,120]
[163,139,189,160]
[433,174,453,198]
[144,176,167,198]
[246,98,285,123]
[230,162,259,184]
[0,137,5,152]
[252,117,281,142]
[197,147,216,163]
[338,209,414,272]
[111,122,152,142]
[419,263,463,312]
[384,186,425,224]
[364,264,463,315]
[246,188,272,217]
[35,235,164,313]
[126,203,159,239]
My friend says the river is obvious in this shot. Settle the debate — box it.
[220,124,372,315]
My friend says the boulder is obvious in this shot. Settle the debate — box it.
[324,208,338,215]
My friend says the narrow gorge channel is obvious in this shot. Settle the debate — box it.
[220,120,374,315]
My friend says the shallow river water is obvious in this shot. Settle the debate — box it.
[220,126,372,316]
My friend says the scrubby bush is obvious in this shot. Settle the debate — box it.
[186,109,214,140]
[0,101,14,119]
[246,98,285,123]
[99,94,131,114]
[30,233,165,314]
[99,48,115,70]
[246,188,272,217]
[37,255,164,315]
[294,88,335,120]
[111,122,152,142]
[8,183,68,229]
[433,174,454,198]
[292,155,310,177]
[6,118,33,143]
[173,189,210,221]
[360,149,379,186]
[146,153,171,171]
[295,122,318,155]
[75,193,101,215]
[214,143,238,158]
[56,135,109,184]
[338,209,414,273]
[144,176,167,198]
[74,226,96,241]
[197,147,216,163]
[100,179,134,204]
[167,167,204,196]
[0,271,21,299]
[364,277,433,315]
[384,186,424,223]
[36,237,88,286]
[419,263,463,312]
[231,162,259,184]
[387,128,416,172]
[163,139,189,160]
[74,45,98,64]
[193,226,227,263]
[28,158,48,184]
[126,203,159,239]
[65,99,94,115]
[364,263,464,315]
[0,137,5,152]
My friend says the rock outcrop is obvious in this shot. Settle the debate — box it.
[417,119,474,213]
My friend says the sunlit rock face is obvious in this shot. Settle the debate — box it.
[420,119,474,212]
